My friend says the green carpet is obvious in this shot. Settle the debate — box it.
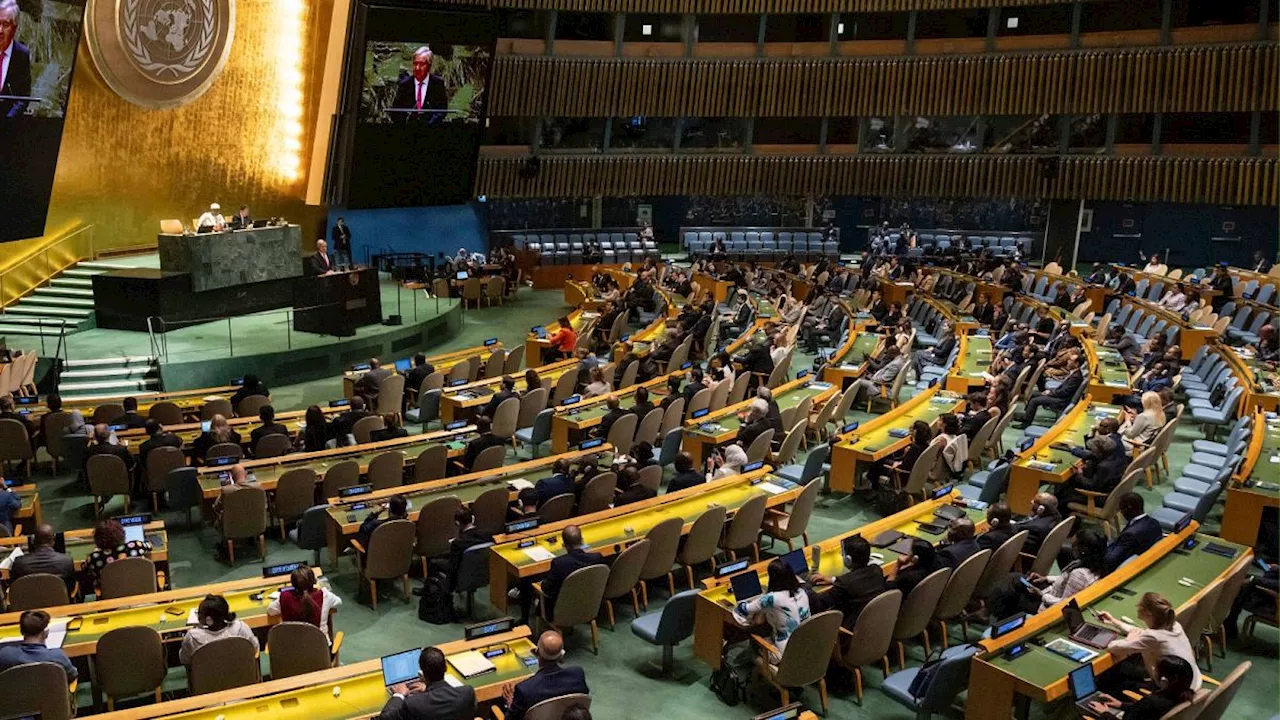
[36,286,1276,719]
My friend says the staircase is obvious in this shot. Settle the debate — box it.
[58,356,162,399]
[0,259,143,340]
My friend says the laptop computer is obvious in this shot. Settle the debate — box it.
[380,648,423,689]
[1063,599,1119,649]
[1068,664,1109,716]
[457,271,469,280]
[729,571,763,603]
[781,548,809,580]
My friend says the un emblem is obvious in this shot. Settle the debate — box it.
[85,0,234,109]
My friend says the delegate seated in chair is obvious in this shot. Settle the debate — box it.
[1015,359,1083,428]
[178,594,260,666]
[498,631,590,720]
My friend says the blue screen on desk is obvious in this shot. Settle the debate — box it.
[381,649,422,686]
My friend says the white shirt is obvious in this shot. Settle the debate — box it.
[1158,291,1187,312]
[769,345,788,366]
[196,212,225,229]
[1108,621,1202,691]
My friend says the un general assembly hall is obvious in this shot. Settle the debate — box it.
[0,0,1277,719]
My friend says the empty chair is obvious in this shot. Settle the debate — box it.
[471,444,507,473]
[631,588,698,676]
[1023,516,1075,576]
[0,662,76,720]
[95,625,167,709]
[472,486,510,535]
[537,493,576,524]
[272,468,318,541]
[578,472,618,515]
[267,622,340,679]
[414,443,449,483]
[538,564,610,654]
[719,493,767,563]
[515,408,554,459]
[353,518,416,610]
[761,479,818,551]
[931,549,991,647]
[145,444,185,511]
[6,573,71,610]
[352,415,385,444]
[639,516,683,607]
[881,643,980,719]
[367,450,405,490]
[835,589,904,703]
[187,636,260,695]
[602,539,650,628]
[99,556,159,599]
[147,401,184,425]
[677,505,727,587]
[220,484,269,565]
[1196,660,1251,720]
[414,496,463,575]
[891,567,952,669]
[87,453,132,516]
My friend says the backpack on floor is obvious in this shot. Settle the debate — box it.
[417,571,455,625]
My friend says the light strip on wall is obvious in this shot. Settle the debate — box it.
[275,0,306,182]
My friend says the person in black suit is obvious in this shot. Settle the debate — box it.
[331,217,353,268]
[977,503,1014,552]
[0,3,31,119]
[391,46,448,125]
[110,397,147,430]
[230,375,269,410]
[499,631,590,720]
[533,460,575,508]
[811,535,888,629]
[629,387,655,424]
[538,526,605,619]
[309,239,334,276]
[138,420,182,469]
[1013,493,1061,557]
[427,508,492,590]
[614,467,656,507]
[482,376,519,418]
[757,386,785,437]
[378,645,475,720]
[249,405,289,453]
[936,518,981,569]
[370,414,409,443]
[595,397,630,440]
[735,400,773,452]
[354,358,393,408]
[10,524,75,593]
[356,494,409,549]
[658,376,684,413]
[460,416,506,471]
[887,540,943,600]
[332,397,372,446]
[1103,493,1162,571]
[0,395,35,442]
[913,321,956,379]
[403,353,434,406]
[1015,359,1083,428]
[229,205,253,230]
[666,452,705,494]
[83,424,134,475]
[679,370,708,416]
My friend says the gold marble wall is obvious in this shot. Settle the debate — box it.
[5,0,337,264]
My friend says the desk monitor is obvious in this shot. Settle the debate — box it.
[505,517,540,534]
[395,358,412,372]
[197,225,215,234]
[381,648,423,687]
[716,558,751,578]
[681,361,693,370]
[796,369,810,379]
[329,399,351,408]
[742,461,764,472]
[561,395,581,406]
[484,338,499,346]
[842,421,860,434]
[729,571,762,602]
[449,379,469,387]
[351,363,372,372]
[108,423,127,433]
[208,455,237,467]
[690,408,710,419]
[446,420,468,430]
[252,219,270,228]
[263,561,306,578]
[464,617,515,641]
[579,438,603,450]
[931,484,954,500]
[14,396,38,406]
[339,484,373,498]
[231,377,245,387]
[1069,664,1098,701]
[116,513,150,544]
[990,612,1026,638]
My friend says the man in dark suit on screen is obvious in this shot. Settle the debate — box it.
[0,0,32,118]
[391,45,448,125]
[310,238,334,276]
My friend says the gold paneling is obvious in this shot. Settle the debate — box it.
[490,43,1279,118]
[6,0,335,261]
[476,154,1279,206]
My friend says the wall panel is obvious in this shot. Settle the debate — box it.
[476,154,1278,206]
[489,43,1278,118]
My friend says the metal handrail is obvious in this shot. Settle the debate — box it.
[0,225,96,311]
[144,301,363,360]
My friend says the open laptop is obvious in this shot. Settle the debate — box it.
[729,570,763,603]
[381,648,423,689]
[1063,599,1118,649]
[781,548,809,580]
[1068,664,1111,716]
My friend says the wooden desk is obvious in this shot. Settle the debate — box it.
[1084,340,1133,403]
[1220,409,1279,547]
[526,309,594,368]
[12,484,41,528]
[487,467,801,611]
[821,331,883,390]
[945,333,993,394]
[195,426,476,501]
[20,385,242,424]
[88,627,535,720]
[692,272,734,304]
[931,267,1007,308]
[0,521,169,583]
[342,342,502,399]
[882,281,915,307]
[1124,297,1218,361]
[693,490,984,669]
[1025,268,1105,314]
[324,447,612,567]
[1007,399,1121,516]
[1219,344,1280,412]
[114,407,347,456]
[827,386,966,494]
[966,524,1250,718]
[551,372,684,454]
[440,359,578,424]
[681,376,839,467]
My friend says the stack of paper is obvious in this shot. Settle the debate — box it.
[522,546,555,562]
[508,478,534,491]
[449,650,497,678]
[756,481,786,495]
[0,547,24,570]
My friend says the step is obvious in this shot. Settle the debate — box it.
[34,285,95,299]
[58,378,160,394]
[4,305,92,318]
[61,366,158,380]
[21,295,96,308]
[0,323,66,337]
[76,261,140,271]
[63,356,157,369]
[52,277,94,288]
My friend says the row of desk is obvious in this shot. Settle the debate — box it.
[681,375,840,467]
[341,342,504,400]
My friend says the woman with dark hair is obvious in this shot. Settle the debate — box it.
[629,441,656,469]
[888,539,941,599]
[867,420,933,491]
[1085,656,1198,720]
[938,413,969,478]
[299,405,331,452]
[523,368,542,394]
[734,558,811,662]
[178,594,259,665]
[991,530,1107,618]
[85,519,153,592]
[268,566,343,640]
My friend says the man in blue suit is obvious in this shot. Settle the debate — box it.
[500,631,589,720]
[533,459,575,508]
[1104,492,1162,571]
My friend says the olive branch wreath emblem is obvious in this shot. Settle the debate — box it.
[121,0,216,78]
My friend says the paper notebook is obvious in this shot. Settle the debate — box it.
[508,479,534,491]
[449,650,497,678]
[522,546,555,562]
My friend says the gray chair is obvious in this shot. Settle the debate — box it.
[657,427,683,467]
[891,567,951,669]
[523,694,591,720]
[630,589,699,676]
[719,493,767,564]
[0,662,75,720]
[454,541,494,619]
[605,413,639,458]
[188,636,260,695]
[368,450,405,490]
[295,505,330,566]
[1023,516,1075,576]
[835,589,903,704]
[602,538,650,628]
[578,472,617,515]
[7,573,70,611]
[744,429,774,464]
[1196,660,1251,720]
[931,549,991,647]
[537,564,610,654]
[99,556,159,599]
[881,642,980,718]
[678,505,727,587]
[639,516,683,607]
[95,625,167,709]
[414,443,449,483]
[267,621,339,679]
[537,493,576,524]
[415,496,463,575]
[753,610,843,715]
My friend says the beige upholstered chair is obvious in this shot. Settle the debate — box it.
[752,610,843,714]
[890,567,951,669]
[537,564,610,654]
[221,485,268,564]
[236,395,271,418]
[605,414,638,457]
[254,433,293,459]
[267,621,342,679]
[352,415,385,444]
[0,662,75,720]
[744,429,774,464]
[1022,516,1076,576]
[99,557,159,599]
[414,496,462,575]
[353,518,415,610]
[719,493,767,563]
[96,626,167,709]
[87,453,131,516]
[145,445,185,510]
[602,539,650,628]
[761,479,819,551]
[537,493,575,524]
[577,472,617,515]
[472,485,510,535]
[321,459,361,499]
[835,589,903,703]
[471,444,506,473]
[273,468,318,541]
[376,374,406,419]
[188,636,260,695]
[638,516,682,607]
[677,505,727,587]
[147,401,184,425]
[7,573,71,610]
[368,450,405,490]
[931,549,992,647]
[414,444,448,483]
[200,398,232,421]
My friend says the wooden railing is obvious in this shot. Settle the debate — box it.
[0,225,96,311]
[490,42,1278,117]
[476,154,1278,206]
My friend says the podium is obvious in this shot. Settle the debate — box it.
[293,268,383,336]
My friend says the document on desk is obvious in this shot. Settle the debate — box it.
[756,481,787,495]
[187,608,200,626]
[0,547,24,570]
[444,674,464,688]
[522,546,555,562]
[508,478,534,491]
[43,619,69,648]
[449,650,496,678]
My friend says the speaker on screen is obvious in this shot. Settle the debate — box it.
[330,2,497,209]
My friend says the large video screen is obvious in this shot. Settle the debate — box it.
[343,4,497,208]
[0,0,87,243]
